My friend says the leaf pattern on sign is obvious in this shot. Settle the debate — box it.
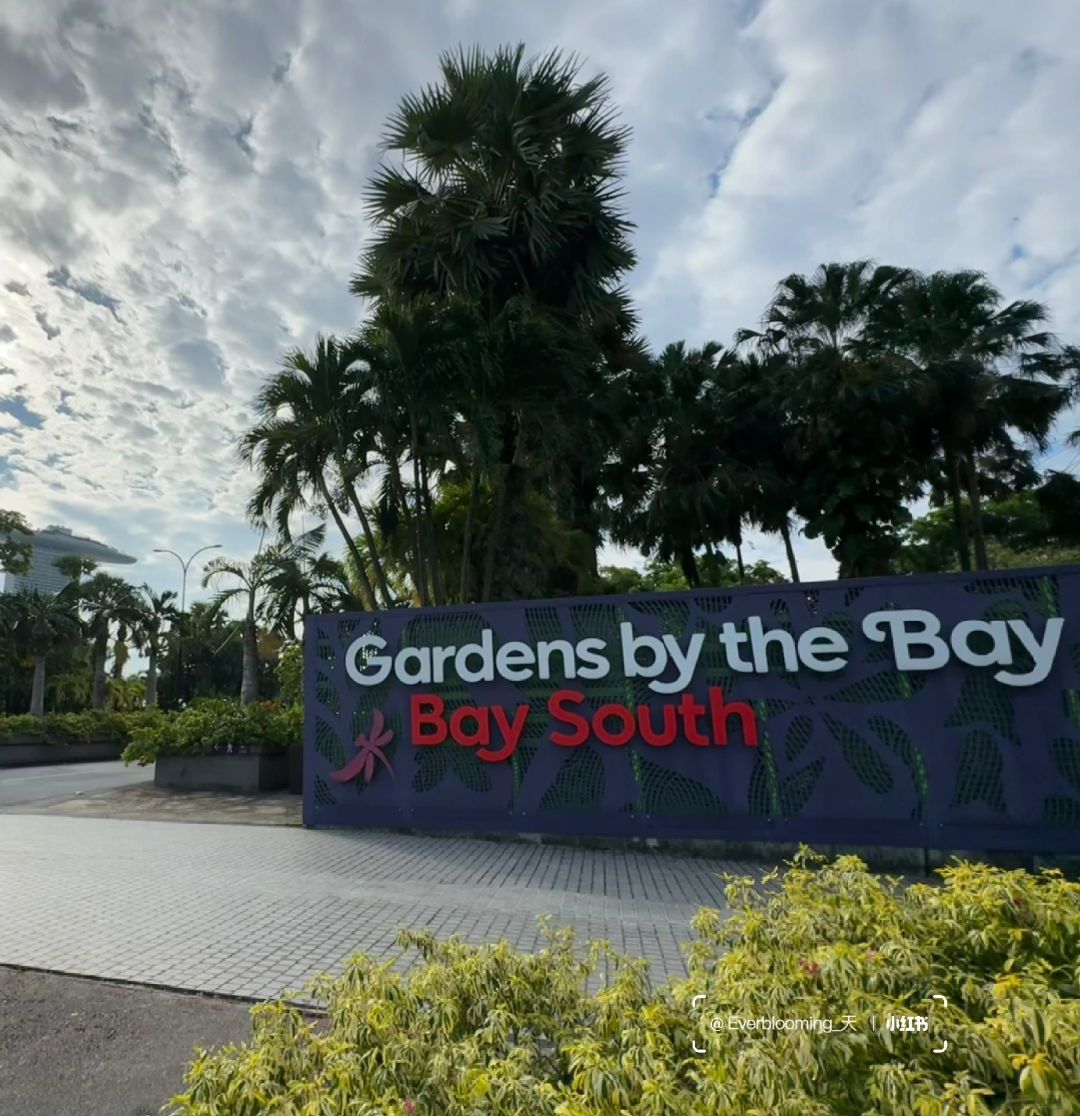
[951,730,1005,813]
[1043,796,1080,825]
[315,716,345,769]
[316,670,340,716]
[869,716,927,820]
[785,715,813,763]
[635,753,726,818]
[823,714,894,795]
[1050,737,1080,796]
[539,747,605,813]
[945,672,1019,746]
[779,758,825,817]
[826,669,927,704]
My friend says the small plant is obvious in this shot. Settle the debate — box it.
[167,851,1080,1114]
[121,698,301,766]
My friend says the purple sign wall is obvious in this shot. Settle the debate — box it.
[304,567,1080,852]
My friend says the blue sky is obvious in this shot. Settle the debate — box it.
[1,0,1079,609]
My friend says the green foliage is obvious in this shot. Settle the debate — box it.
[121,698,302,766]
[167,852,1080,1114]
[601,554,785,595]
[275,641,303,708]
[0,709,164,744]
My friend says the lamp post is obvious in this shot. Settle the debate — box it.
[154,544,222,704]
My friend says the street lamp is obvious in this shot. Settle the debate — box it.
[154,544,222,705]
[153,544,222,614]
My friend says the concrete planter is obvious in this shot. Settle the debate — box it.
[0,736,126,768]
[154,748,289,793]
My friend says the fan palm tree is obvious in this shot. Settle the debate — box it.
[240,336,395,610]
[133,587,179,708]
[353,45,636,601]
[4,587,81,716]
[876,271,1068,570]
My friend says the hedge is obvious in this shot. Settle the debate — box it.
[0,709,164,746]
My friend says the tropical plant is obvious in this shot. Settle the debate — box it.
[874,270,1069,570]
[1,587,81,716]
[132,586,179,708]
[240,335,395,610]
[353,44,637,601]
[166,852,1080,1115]
[79,573,139,711]
[202,555,271,706]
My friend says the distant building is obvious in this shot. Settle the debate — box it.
[1,525,137,595]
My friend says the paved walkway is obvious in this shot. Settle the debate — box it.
[0,816,759,1002]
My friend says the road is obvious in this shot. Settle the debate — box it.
[0,760,151,809]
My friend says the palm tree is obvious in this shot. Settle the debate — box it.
[4,588,80,716]
[257,526,360,638]
[877,271,1068,570]
[240,336,395,610]
[739,262,931,578]
[202,554,271,706]
[79,574,138,711]
[133,587,179,708]
[353,45,636,601]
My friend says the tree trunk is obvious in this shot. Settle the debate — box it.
[409,416,431,608]
[336,454,395,609]
[945,449,971,571]
[318,475,377,610]
[459,463,481,604]
[240,612,259,706]
[145,647,158,708]
[780,519,801,583]
[92,636,108,711]
[966,457,989,570]
[419,452,446,606]
[30,656,46,717]
[480,466,508,602]
[679,550,700,588]
[734,536,746,580]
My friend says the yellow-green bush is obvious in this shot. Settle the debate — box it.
[169,851,1080,1115]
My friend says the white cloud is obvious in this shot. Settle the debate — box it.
[0,0,1077,607]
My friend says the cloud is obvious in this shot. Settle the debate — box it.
[0,0,1076,603]
[0,325,15,342]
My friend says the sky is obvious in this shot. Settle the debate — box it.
[1,0,1079,613]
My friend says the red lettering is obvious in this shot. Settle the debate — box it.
[412,694,447,745]
[638,704,677,747]
[678,693,710,746]
[481,705,529,762]
[450,706,489,747]
[548,690,589,746]
[594,703,636,746]
[708,686,758,747]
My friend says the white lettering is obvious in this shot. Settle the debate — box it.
[455,629,496,683]
[495,640,536,681]
[746,616,799,673]
[999,618,1064,687]
[798,627,849,672]
[345,633,392,686]
[575,637,611,681]
[862,609,950,670]
[651,633,706,694]
[620,623,666,679]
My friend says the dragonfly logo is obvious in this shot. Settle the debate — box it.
[330,710,395,784]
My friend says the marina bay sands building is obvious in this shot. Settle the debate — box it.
[1,524,136,594]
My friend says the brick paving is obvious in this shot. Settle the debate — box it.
[0,816,763,1002]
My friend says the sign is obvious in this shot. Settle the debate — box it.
[304,567,1080,852]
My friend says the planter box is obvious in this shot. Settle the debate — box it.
[154,749,289,793]
[0,736,126,768]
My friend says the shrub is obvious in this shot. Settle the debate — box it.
[0,709,164,745]
[275,641,302,709]
[122,698,302,766]
[167,851,1080,1115]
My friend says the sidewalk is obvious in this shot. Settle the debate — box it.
[9,781,301,826]
[0,815,759,1002]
